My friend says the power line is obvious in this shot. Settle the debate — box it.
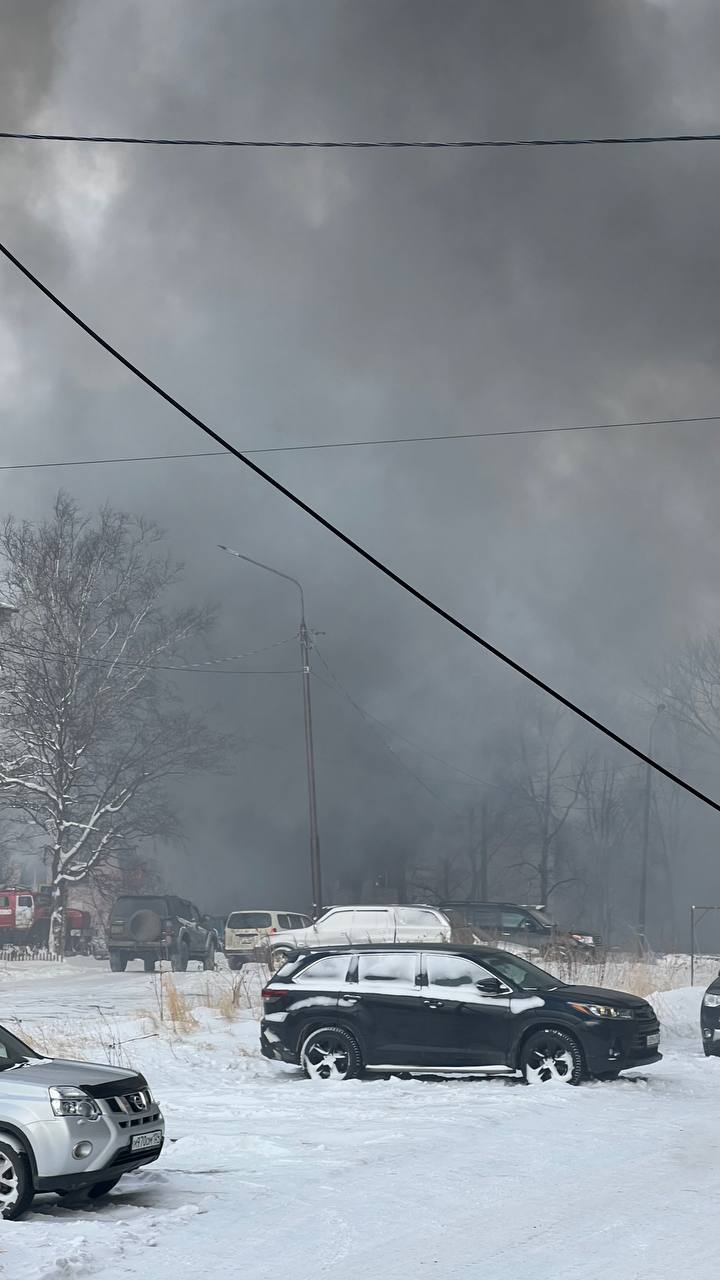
[3,410,720,475]
[313,644,493,789]
[1,636,300,675]
[2,237,718,814]
[312,660,456,812]
[4,129,720,150]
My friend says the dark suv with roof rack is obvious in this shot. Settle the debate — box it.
[108,894,219,972]
[260,943,660,1085]
[441,901,599,952]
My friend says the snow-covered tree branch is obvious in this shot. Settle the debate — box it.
[0,494,233,953]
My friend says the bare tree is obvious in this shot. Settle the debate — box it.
[466,790,520,900]
[0,495,231,952]
[578,755,629,941]
[511,702,585,904]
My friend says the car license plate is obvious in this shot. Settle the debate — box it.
[131,1130,162,1153]
[646,1032,660,1047]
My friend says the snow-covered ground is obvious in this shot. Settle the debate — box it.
[1,958,719,1279]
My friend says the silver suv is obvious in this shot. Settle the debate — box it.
[0,1022,164,1219]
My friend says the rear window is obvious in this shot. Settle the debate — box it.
[17,895,33,908]
[112,897,167,918]
[227,912,273,930]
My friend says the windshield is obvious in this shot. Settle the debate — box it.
[0,1024,39,1069]
[483,951,563,991]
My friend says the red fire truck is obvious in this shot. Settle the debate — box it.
[0,888,92,953]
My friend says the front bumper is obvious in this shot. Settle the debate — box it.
[701,1006,720,1054]
[36,1138,164,1192]
[579,1016,662,1075]
[27,1083,165,1190]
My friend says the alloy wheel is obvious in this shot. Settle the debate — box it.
[303,1034,352,1081]
[0,1152,19,1214]
[524,1039,575,1084]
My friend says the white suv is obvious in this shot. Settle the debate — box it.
[268,904,450,967]
[224,909,312,970]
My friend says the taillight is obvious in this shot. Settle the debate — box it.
[269,927,277,934]
[261,986,291,1001]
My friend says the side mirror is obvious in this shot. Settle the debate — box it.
[476,977,504,994]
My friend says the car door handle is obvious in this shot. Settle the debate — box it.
[339,995,360,1005]
[423,999,444,1010]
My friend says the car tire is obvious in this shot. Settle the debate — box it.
[171,940,189,972]
[0,1142,34,1221]
[143,957,156,973]
[703,1043,715,1057]
[228,957,244,972]
[109,952,128,973]
[86,1177,122,1200]
[520,1028,584,1085]
[300,1025,363,1082]
[271,948,292,971]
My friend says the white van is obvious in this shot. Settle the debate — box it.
[268,904,451,967]
[224,909,312,969]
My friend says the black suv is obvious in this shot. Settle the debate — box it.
[108,894,219,972]
[441,901,598,952]
[260,944,660,1084]
[701,970,720,1056]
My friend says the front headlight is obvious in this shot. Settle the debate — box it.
[49,1086,101,1120]
[569,1002,634,1020]
[703,993,720,1008]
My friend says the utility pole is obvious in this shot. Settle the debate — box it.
[218,547,323,918]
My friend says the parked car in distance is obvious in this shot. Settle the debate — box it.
[440,901,599,953]
[260,943,661,1084]
[224,910,312,969]
[701,970,720,1056]
[267,904,451,969]
[0,1020,164,1219]
[108,894,219,973]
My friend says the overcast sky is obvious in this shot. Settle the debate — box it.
[2,1,720,913]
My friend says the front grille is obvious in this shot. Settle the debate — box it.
[109,1140,163,1168]
[105,1086,160,1128]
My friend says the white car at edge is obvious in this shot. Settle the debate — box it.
[268,903,451,967]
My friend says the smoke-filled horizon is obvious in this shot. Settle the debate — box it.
[3,2,720,944]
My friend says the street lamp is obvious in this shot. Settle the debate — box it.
[637,703,666,951]
[218,546,323,918]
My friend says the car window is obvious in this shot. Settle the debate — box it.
[288,914,304,928]
[277,914,292,930]
[500,911,533,930]
[357,953,417,984]
[425,953,496,988]
[226,912,273,929]
[300,915,312,927]
[294,954,351,985]
[316,910,354,932]
[352,910,391,932]
[397,908,440,926]
[483,952,561,991]
[18,895,33,908]
[0,896,9,910]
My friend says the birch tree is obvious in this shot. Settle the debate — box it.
[0,494,230,952]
